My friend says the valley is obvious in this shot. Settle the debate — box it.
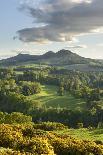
[0,51,102,154]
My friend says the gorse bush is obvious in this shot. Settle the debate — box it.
[0,124,102,155]
[0,148,25,155]
[33,122,68,131]
[50,134,103,155]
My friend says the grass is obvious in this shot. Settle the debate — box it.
[29,85,86,110]
[54,128,103,141]
[15,71,23,75]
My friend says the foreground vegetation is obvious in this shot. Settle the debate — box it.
[0,67,102,154]
[54,128,103,141]
[0,112,102,155]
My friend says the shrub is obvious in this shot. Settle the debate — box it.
[33,122,68,131]
[77,122,83,129]
[0,124,102,155]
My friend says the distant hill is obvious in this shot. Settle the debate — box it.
[0,49,103,72]
[0,49,103,71]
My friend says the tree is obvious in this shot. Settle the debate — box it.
[19,81,41,96]
[58,86,64,96]
[77,122,83,129]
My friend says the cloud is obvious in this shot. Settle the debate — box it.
[0,51,15,60]
[65,44,87,49]
[97,43,103,47]
[17,0,103,43]
[12,49,39,55]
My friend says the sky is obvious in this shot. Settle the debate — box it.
[0,0,103,59]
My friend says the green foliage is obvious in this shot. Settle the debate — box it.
[0,67,103,131]
[0,93,41,113]
[58,86,64,96]
[33,122,68,131]
[19,81,41,96]
[0,68,14,80]
[77,123,83,129]
[55,128,103,142]
[0,79,20,95]
[0,62,103,154]
[0,112,32,124]
[29,85,86,110]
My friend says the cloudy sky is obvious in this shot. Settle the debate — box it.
[0,0,103,59]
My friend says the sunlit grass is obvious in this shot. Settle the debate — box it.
[29,85,86,110]
[54,128,103,141]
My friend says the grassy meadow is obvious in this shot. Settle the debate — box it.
[29,85,86,110]
[54,128,103,141]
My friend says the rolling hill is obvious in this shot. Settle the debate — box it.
[0,49,93,65]
[0,49,103,71]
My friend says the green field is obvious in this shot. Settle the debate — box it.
[54,128,103,141]
[29,85,86,110]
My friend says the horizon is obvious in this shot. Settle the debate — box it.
[0,0,103,59]
[0,49,103,61]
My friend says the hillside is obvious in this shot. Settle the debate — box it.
[0,49,95,66]
[29,85,86,110]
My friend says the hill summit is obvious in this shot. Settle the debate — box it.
[0,49,95,66]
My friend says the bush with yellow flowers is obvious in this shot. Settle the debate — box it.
[49,134,103,155]
[0,148,26,155]
[33,122,68,131]
[0,124,102,155]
